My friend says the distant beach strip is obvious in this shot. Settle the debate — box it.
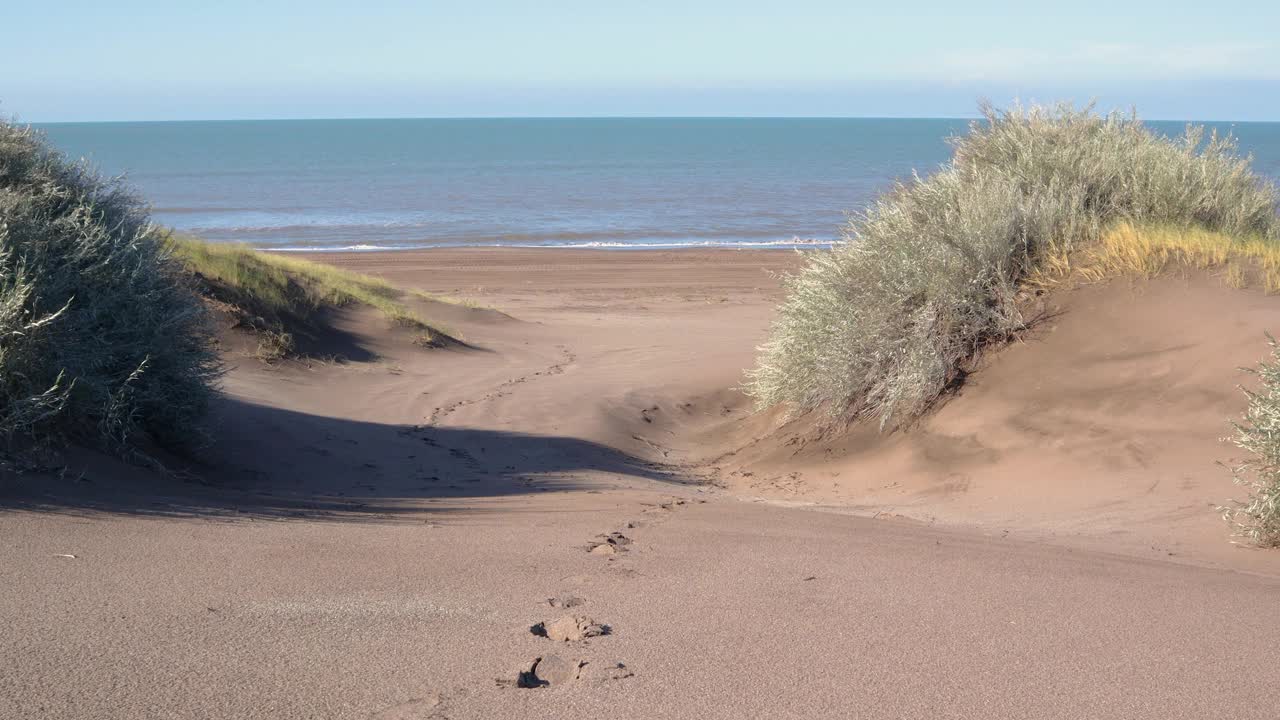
[262,237,838,252]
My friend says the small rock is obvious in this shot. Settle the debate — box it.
[605,532,631,546]
[589,543,617,555]
[547,595,584,609]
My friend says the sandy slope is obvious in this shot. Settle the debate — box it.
[695,271,1280,572]
[4,249,1280,719]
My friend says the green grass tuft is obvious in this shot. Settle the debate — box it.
[167,236,452,358]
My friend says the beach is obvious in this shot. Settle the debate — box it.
[12,0,1280,714]
[4,247,1280,719]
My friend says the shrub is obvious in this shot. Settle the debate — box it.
[748,102,1280,427]
[1224,335,1280,546]
[0,120,221,456]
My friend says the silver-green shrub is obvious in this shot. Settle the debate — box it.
[748,102,1280,427]
[0,119,220,455]
[1224,335,1280,546]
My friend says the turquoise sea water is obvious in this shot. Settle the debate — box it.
[36,118,1280,251]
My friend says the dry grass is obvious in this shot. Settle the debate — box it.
[1069,222,1280,291]
[167,235,452,358]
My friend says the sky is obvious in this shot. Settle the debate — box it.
[4,0,1279,122]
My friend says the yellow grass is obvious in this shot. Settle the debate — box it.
[1038,222,1280,293]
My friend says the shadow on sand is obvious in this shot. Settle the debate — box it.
[0,396,681,522]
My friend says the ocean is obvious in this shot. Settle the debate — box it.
[35,118,1280,252]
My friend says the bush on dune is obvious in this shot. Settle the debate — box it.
[1224,335,1280,546]
[0,120,220,456]
[747,102,1280,429]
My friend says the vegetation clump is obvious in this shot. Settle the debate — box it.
[168,236,451,359]
[1224,335,1280,546]
[1078,222,1280,292]
[0,120,220,454]
[748,102,1280,428]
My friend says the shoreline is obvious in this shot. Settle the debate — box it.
[263,242,836,254]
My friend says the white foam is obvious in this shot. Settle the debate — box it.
[264,237,838,253]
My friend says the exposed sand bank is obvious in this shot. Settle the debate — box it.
[4,248,1280,719]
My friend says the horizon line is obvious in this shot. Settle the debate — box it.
[25,113,1280,126]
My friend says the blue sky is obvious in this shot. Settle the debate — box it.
[4,0,1279,121]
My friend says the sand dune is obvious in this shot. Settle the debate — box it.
[4,249,1280,718]
[691,271,1280,573]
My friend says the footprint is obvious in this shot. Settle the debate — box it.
[530,615,609,642]
[579,661,635,684]
[641,497,688,517]
[508,656,632,689]
[515,655,583,688]
[369,692,448,719]
[587,531,631,555]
